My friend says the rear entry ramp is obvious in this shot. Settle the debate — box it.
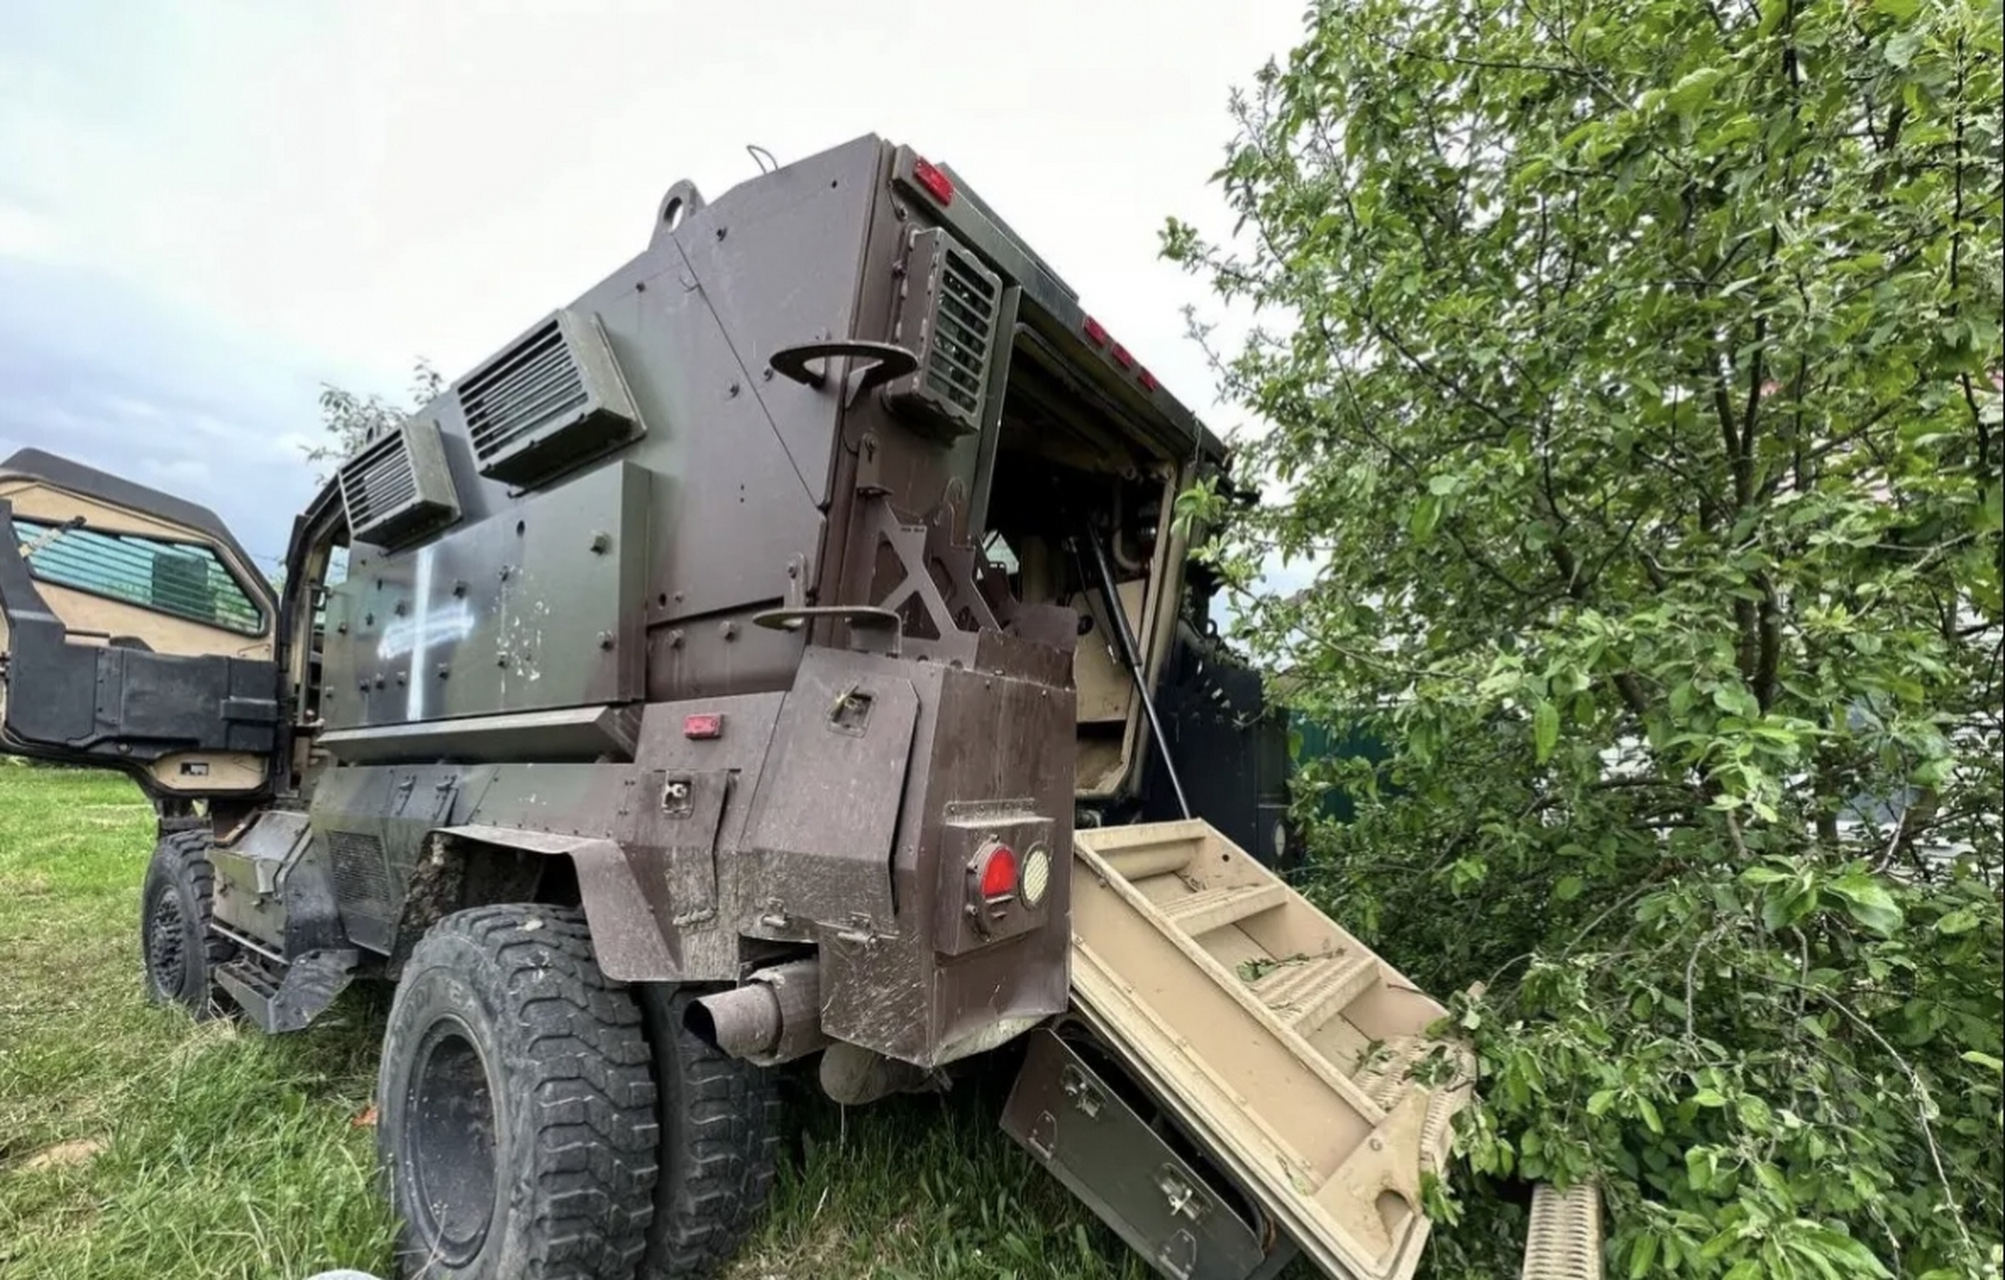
[1006,820,1474,1280]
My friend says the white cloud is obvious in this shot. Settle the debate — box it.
[0,198,61,261]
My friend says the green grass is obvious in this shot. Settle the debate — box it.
[0,764,1161,1280]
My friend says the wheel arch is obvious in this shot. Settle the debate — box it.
[393,823,675,980]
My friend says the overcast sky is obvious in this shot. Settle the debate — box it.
[0,0,1300,572]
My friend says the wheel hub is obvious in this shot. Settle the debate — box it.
[404,1020,499,1265]
[145,894,186,993]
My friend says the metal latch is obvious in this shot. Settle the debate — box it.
[1156,1166,1209,1222]
[1060,1063,1106,1118]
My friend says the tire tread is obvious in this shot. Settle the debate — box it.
[384,904,659,1279]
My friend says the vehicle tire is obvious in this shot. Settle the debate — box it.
[376,904,659,1280]
[636,986,783,1279]
[139,828,236,1016]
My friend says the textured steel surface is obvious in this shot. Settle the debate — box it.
[1004,1027,1272,1280]
[1520,1184,1603,1280]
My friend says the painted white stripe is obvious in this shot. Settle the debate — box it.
[407,544,434,721]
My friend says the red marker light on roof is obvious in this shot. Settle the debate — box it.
[1138,368,1160,392]
[1082,315,1110,347]
[1110,343,1134,370]
[682,713,724,739]
[912,158,955,205]
[979,843,1019,899]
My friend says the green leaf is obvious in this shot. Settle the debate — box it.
[1667,66,1725,112]
[1962,1051,2004,1074]
[1692,1088,1727,1107]
[1763,887,1815,931]
[1556,875,1585,901]
[1534,701,1559,763]
[1637,1096,1663,1135]
[1410,495,1441,542]
[1828,874,1904,936]
[1629,1233,1660,1278]
[1736,1095,1774,1132]
[1936,907,1979,935]
[1800,1228,1891,1277]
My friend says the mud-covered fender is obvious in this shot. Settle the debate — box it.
[427,823,674,980]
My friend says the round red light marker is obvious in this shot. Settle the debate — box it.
[979,844,1018,899]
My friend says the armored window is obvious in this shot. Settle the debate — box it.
[13,518,266,636]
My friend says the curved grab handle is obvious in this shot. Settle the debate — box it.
[753,605,902,656]
[767,341,918,401]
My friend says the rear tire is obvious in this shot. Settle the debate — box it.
[139,828,235,1017]
[636,986,782,1279]
[376,904,658,1279]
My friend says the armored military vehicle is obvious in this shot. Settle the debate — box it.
[0,136,1476,1280]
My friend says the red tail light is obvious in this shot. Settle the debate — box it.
[1082,315,1110,347]
[979,844,1019,899]
[912,157,955,206]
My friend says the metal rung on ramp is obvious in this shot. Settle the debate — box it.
[1521,1183,1604,1280]
[1161,882,1289,934]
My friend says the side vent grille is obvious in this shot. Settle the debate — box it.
[326,830,392,916]
[337,418,460,548]
[886,228,1003,438]
[455,308,642,487]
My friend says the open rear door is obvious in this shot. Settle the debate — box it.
[0,449,280,797]
[1005,820,1473,1280]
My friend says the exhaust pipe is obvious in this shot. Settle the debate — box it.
[686,959,827,1066]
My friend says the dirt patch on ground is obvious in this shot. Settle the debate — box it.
[17,1139,106,1172]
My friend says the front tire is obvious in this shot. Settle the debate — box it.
[139,828,235,1016]
[377,904,659,1279]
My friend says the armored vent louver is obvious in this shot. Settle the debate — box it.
[455,308,642,487]
[886,228,1003,438]
[336,417,460,548]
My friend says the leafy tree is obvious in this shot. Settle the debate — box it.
[302,360,443,484]
[1170,0,2002,1275]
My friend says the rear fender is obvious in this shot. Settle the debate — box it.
[413,824,676,980]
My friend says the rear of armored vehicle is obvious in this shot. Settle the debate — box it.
[1,135,1469,1280]
[268,134,1218,1065]
[248,135,1236,1276]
